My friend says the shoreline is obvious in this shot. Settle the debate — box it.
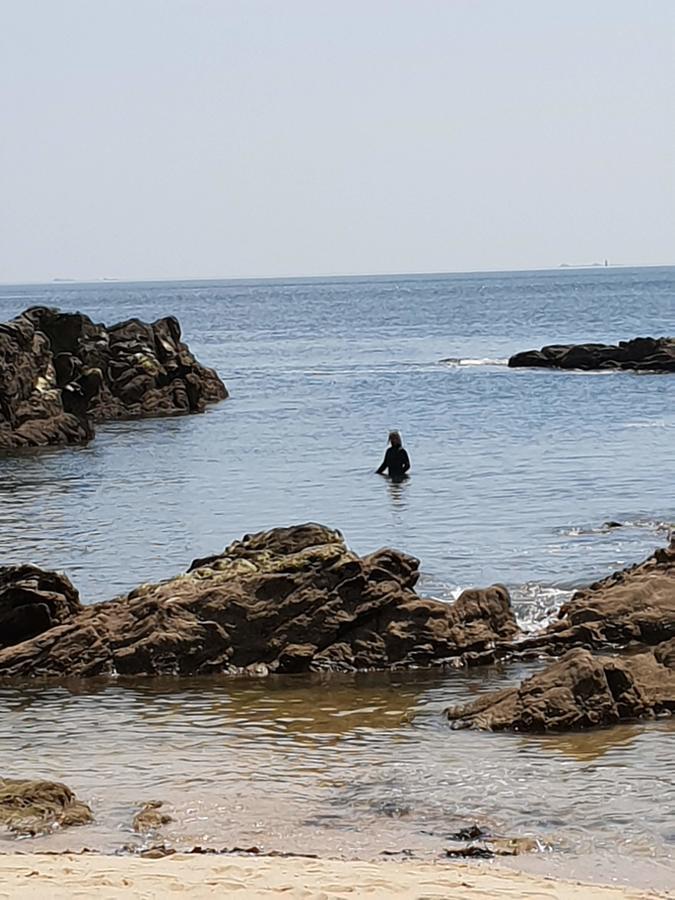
[0,852,668,899]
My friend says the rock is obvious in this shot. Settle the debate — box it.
[132,801,173,833]
[0,777,92,835]
[0,313,92,449]
[445,845,495,859]
[526,538,675,653]
[0,307,227,450]
[508,336,675,372]
[0,524,519,680]
[0,566,82,651]
[445,822,542,857]
[445,836,540,858]
[448,824,486,841]
[139,845,176,859]
[446,643,675,732]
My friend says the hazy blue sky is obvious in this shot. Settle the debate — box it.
[1,0,673,282]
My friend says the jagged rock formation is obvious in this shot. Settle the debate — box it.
[0,566,82,652]
[0,524,519,679]
[446,641,675,732]
[0,306,227,449]
[0,777,92,835]
[518,538,675,656]
[444,538,675,731]
[508,337,675,372]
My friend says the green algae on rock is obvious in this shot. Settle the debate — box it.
[0,524,519,679]
[0,778,92,835]
[132,801,173,834]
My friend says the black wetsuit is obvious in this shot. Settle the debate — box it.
[377,446,410,480]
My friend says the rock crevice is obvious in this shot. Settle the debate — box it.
[0,306,227,449]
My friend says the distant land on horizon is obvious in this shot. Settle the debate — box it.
[1,262,675,289]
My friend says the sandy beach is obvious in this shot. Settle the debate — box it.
[0,853,669,900]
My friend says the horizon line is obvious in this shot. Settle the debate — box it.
[1,261,673,289]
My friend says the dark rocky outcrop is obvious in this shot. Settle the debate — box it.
[0,777,92,835]
[0,524,519,679]
[508,337,675,372]
[0,306,227,450]
[0,566,82,651]
[446,642,675,732]
[518,538,675,656]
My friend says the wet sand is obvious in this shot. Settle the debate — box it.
[0,853,669,899]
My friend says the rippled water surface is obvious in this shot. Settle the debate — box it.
[1,670,673,889]
[1,268,674,888]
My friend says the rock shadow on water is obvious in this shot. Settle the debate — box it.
[519,722,643,762]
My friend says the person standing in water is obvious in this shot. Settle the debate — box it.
[376,431,410,481]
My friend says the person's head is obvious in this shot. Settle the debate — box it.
[388,430,402,447]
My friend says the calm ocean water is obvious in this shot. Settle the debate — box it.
[1,266,674,607]
[1,267,674,887]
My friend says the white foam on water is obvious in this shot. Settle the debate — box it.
[421,578,569,633]
[439,357,509,367]
[559,519,673,538]
[511,582,573,632]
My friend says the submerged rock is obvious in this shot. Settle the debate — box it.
[0,566,82,651]
[0,524,519,679]
[132,801,173,833]
[508,336,675,372]
[0,777,92,835]
[0,306,227,450]
[446,642,675,732]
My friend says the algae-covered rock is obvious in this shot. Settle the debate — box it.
[0,777,92,835]
[0,524,519,679]
[132,801,173,833]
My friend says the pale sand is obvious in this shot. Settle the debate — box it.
[0,854,669,900]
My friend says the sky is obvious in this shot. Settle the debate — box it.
[1,0,674,283]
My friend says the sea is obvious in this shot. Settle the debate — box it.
[0,267,673,889]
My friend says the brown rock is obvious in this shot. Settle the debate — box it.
[0,777,92,835]
[524,538,675,654]
[0,566,82,651]
[446,644,675,732]
[0,307,227,450]
[0,524,519,680]
[132,801,173,833]
[445,836,540,858]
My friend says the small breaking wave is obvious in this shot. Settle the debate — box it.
[420,577,568,633]
[560,519,673,538]
[439,357,508,368]
[511,583,573,632]
[624,420,675,429]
